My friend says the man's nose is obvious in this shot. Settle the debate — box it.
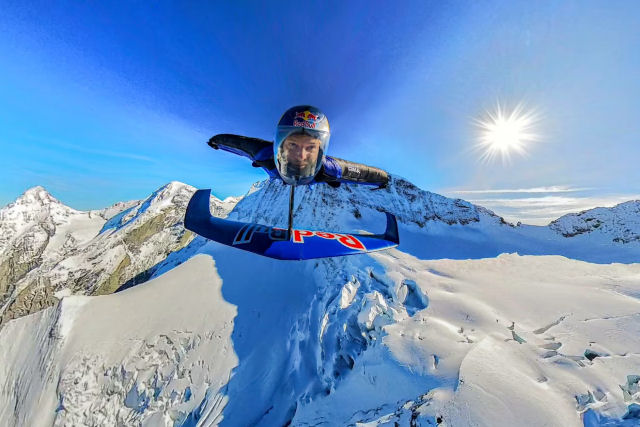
[293,147,304,159]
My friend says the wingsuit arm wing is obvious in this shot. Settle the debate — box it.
[208,134,276,171]
[208,134,389,188]
[318,156,389,189]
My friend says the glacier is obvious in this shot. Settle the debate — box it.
[0,177,639,426]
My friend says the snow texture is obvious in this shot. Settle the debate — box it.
[0,182,240,325]
[1,176,639,426]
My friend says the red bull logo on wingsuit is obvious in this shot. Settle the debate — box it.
[292,229,366,250]
[232,223,366,251]
[294,110,321,129]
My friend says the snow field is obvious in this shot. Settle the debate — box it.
[367,251,640,426]
[2,179,640,426]
[1,246,639,426]
[0,255,237,427]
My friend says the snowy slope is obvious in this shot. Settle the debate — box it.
[230,177,640,264]
[306,251,640,426]
[1,248,638,426]
[0,182,240,326]
[1,177,639,427]
[0,255,237,427]
[1,177,637,327]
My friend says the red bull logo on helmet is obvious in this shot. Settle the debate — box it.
[294,110,321,129]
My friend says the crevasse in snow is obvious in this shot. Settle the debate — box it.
[0,177,639,426]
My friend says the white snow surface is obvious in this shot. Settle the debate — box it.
[1,177,640,426]
[0,255,236,427]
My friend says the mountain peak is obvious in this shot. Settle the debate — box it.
[163,181,191,191]
[24,185,46,194]
[15,186,63,208]
[548,199,640,241]
[153,181,196,200]
[22,185,48,197]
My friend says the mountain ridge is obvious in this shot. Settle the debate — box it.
[549,199,640,242]
[0,179,639,426]
[0,181,238,326]
[1,178,638,328]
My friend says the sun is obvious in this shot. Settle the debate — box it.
[474,103,540,164]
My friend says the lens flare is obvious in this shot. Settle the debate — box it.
[474,103,540,164]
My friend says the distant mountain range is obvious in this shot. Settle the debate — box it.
[1,177,639,426]
[1,177,638,327]
[0,182,239,326]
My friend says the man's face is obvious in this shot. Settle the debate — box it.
[282,134,321,172]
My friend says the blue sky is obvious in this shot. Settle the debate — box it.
[1,1,639,224]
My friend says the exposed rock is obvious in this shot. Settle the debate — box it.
[549,200,640,243]
[0,182,240,327]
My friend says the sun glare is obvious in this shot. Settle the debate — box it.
[474,103,540,164]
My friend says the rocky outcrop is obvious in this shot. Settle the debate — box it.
[0,182,240,326]
[230,176,501,231]
[3,178,638,328]
[549,200,640,243]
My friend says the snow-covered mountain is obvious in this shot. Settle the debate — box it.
[549,200,640,243]
[228,177,640,264]
[0,186,109,323]
[0,182,240,326]
[0,177,639,426]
